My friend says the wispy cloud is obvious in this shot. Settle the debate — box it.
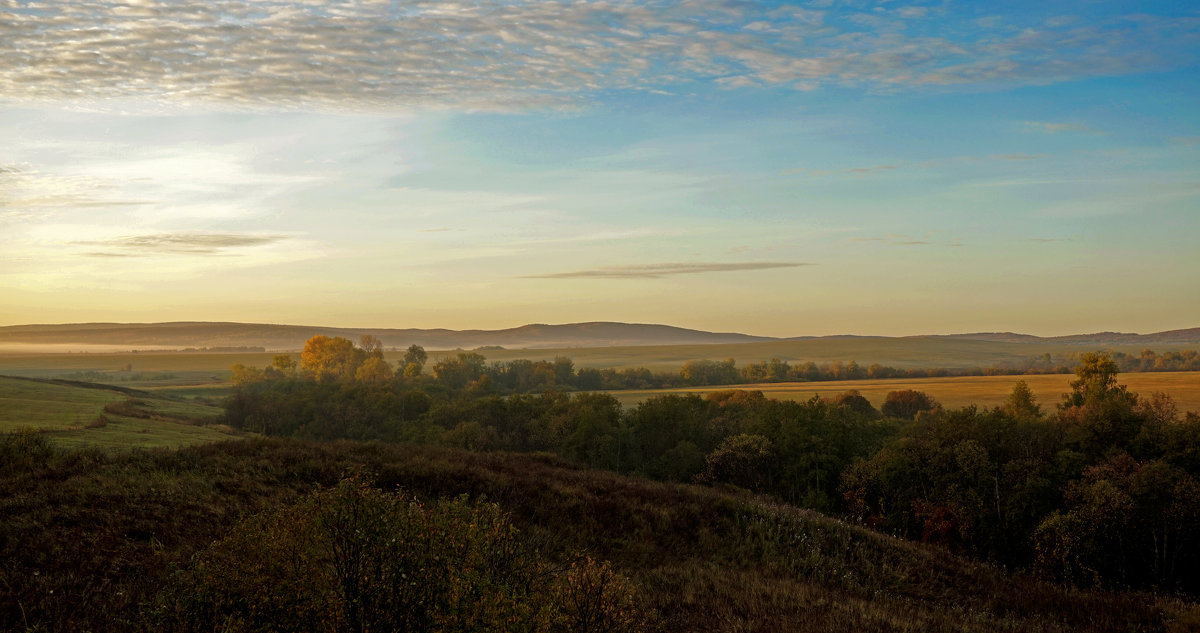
[850,234,933,246]
[1022,121,1105,135]
[0,2,1194,111]
[991,154,1046,161]
[0,163,152,216]
[524,261,810,279]
[792,164,899,177]
[75,232,289,255]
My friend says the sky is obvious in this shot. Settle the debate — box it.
[0,0,1197,337]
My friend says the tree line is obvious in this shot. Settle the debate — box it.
[224,338,1200,595]
[229,335,1200,394]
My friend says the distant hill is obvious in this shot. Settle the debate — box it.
[937,328,1200,346]
[0,321,773,351]
[0,321,1196,353]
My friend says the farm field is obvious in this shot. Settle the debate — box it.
[603,371,1200,412]
[467,337,1198,371]
[0,376,233,450]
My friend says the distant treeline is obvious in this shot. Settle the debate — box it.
[225,339,1200,596]
[232,336,1199,394]
[178,345,267,353]
[59,370,178,383]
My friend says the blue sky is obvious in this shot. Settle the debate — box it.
[0,0,1197,336]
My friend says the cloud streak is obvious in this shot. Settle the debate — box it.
[850,234,938,246]
[0,2,1195,111]
[524,261,810,279]
[1022,121,1104,135]
[76,232,289,255]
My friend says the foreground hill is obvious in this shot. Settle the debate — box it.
[1,437,1193,632]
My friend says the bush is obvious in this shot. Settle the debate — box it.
[881,390,938,420]
[154,478,651,632]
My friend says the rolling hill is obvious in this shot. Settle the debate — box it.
[1,321,1197,353]
[0,321,773,351]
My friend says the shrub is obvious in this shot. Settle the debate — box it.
[153,477,651,632]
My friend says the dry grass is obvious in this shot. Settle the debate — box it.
[604,371,1200,413]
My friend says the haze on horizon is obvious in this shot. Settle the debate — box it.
[1,0,1197,339]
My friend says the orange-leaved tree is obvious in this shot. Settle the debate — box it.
[300,335,367,381]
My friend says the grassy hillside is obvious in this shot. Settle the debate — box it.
[2,437,1193,632]
[0,376,232,449]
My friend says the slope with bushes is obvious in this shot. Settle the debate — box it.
[2,434,1195,632]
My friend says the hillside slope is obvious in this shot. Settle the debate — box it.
[1,437,1190,632]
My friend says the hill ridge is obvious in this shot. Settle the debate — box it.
[0,321,1197,352]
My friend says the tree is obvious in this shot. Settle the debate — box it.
[1004,380,1041,419]
[404,344,428,369]
[271,354,297,377]
[433,352,487,390]
[300,335,366,381]
[830,390,879,419]
[355,356,393,383]
[230,363,265,385]
[881,390,938,420]
[699,434,777,492]
[680,359,738,386]
[359,334,384,358]
[1062,352,1124,409]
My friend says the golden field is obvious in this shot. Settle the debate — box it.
[605,371,1200,412]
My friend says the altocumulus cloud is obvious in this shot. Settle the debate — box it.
[0,1,1195,111]
[525,262,810,280]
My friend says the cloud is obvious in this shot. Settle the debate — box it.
[1022,121,1104,135]
[794,164,899,177]
[0,2,1194,112]
[524,261,810,279]
[850,234,933,246]
[75,232,289,255]
[0,163,153,216]
[991,154,1045,161]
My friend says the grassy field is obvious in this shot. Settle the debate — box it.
[474,337,1195,371]
[0,376,233,449]
[604,371,1200,412]
[1,334,1195,382]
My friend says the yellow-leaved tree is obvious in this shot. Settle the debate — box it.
[300,335,366,381]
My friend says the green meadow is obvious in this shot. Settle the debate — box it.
[0,376,232,450]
